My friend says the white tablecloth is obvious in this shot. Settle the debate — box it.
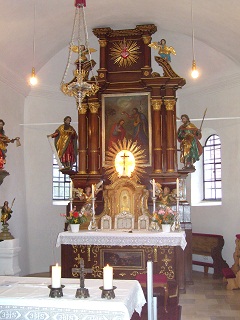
[0,276,146,320]
[56,230,187,250]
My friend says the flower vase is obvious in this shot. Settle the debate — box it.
[161,224,171,233]
[70,224,80,233]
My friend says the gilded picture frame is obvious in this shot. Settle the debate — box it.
[100,248,145,269]
[102,92,152,166]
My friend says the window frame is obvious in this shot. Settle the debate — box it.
[52,155,77,203]
[203,134,222,201]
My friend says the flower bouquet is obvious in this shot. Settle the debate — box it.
[152,206,176,225]
[66,207,88,225]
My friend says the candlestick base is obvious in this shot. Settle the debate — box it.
[99,286,116,299]
[75,287,90,298]
[48,285,65,298]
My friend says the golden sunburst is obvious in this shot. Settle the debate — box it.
[110,39,141,67]
[104,138,147,183]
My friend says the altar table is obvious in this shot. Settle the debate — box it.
[56,230,187,249]
[0,276,146,320]
[56,230,187,293]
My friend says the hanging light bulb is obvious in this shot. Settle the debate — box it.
[191,0,199,79]
[29,0,38,86]
[29,67,38,86]
[191,60,199,79]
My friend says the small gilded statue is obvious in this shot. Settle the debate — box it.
[148,39,176,62]
[1,200,14,225]
[0,119,21,169]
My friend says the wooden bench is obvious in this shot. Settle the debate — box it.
[222,234,240,289]
[192,232,229,278]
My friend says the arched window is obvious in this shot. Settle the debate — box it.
[52,155,77,201]
[203,134,222,200]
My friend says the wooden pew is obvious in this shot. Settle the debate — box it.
[222,234,240,289]
[192,232,229,278]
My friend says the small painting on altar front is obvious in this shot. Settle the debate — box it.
[101,248,144,269]
[102,92,152,166]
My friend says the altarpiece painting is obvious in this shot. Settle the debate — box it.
[102,92,152,166]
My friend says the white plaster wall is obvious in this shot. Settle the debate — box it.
[0,81,28,275]
[178,81,240,267]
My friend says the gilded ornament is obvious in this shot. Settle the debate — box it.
[165,100,175,111]
[104,137,147,183]
[88,102,100,113]
[143,71,149,76]
[99,39,107,47]
[77,103,88,114]
[110,39,141,67]
[151,99,162,111]
[142,35,152,45]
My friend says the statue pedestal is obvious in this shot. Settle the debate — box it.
[0,223,14,240]
[0,169,9,185]
[0,238,21,275]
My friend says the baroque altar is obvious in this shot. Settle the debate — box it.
[60,23,193,286]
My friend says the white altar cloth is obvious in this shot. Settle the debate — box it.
[0,276,146,320]
[56,230,187,250]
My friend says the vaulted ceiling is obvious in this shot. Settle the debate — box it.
[1,0,239,96]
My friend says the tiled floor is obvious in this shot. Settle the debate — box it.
[180,271,240,320]
[28,270,240,320]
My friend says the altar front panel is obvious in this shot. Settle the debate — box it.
[58,231,186,292]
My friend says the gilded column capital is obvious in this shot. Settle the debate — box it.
[151,99,163,111]
[164,99,175,111]
[89,102,100,114]
[78,103,88,114]
[99,39,107,48]
[142,35,152,45]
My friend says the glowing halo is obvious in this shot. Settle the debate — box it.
[104,138,147,182]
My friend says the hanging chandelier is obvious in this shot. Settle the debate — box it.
[60,0,99,110]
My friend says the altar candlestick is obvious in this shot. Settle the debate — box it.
[103,264,113,289]
[52,263,61,288]
[176,178,179,198]
[92,184,95,197]
[152,179,155,198]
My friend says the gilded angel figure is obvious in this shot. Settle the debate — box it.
[149,39,176,62]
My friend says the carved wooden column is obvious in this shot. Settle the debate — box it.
[165,99,176,172]
[142,35,152,68]
[88,100,100,174]
[152,99,163,173]
[98,39,107,69]
[78,103,88,174]
[97,39,108,81]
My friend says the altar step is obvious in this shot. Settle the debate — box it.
[131,279,181,320]
[131,304,181,320]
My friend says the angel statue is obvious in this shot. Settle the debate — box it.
[73,180,103,216]
[70,44,97,64]
[150,180,163,196]
[148,39,176,62]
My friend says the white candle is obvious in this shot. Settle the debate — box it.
[51,263,61,288]
[147,261,153,320]
[103,264,113,289]
[70,181,73,198]
[92,184,95,197]
[176,178,179,197]
[152,179,155,198]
